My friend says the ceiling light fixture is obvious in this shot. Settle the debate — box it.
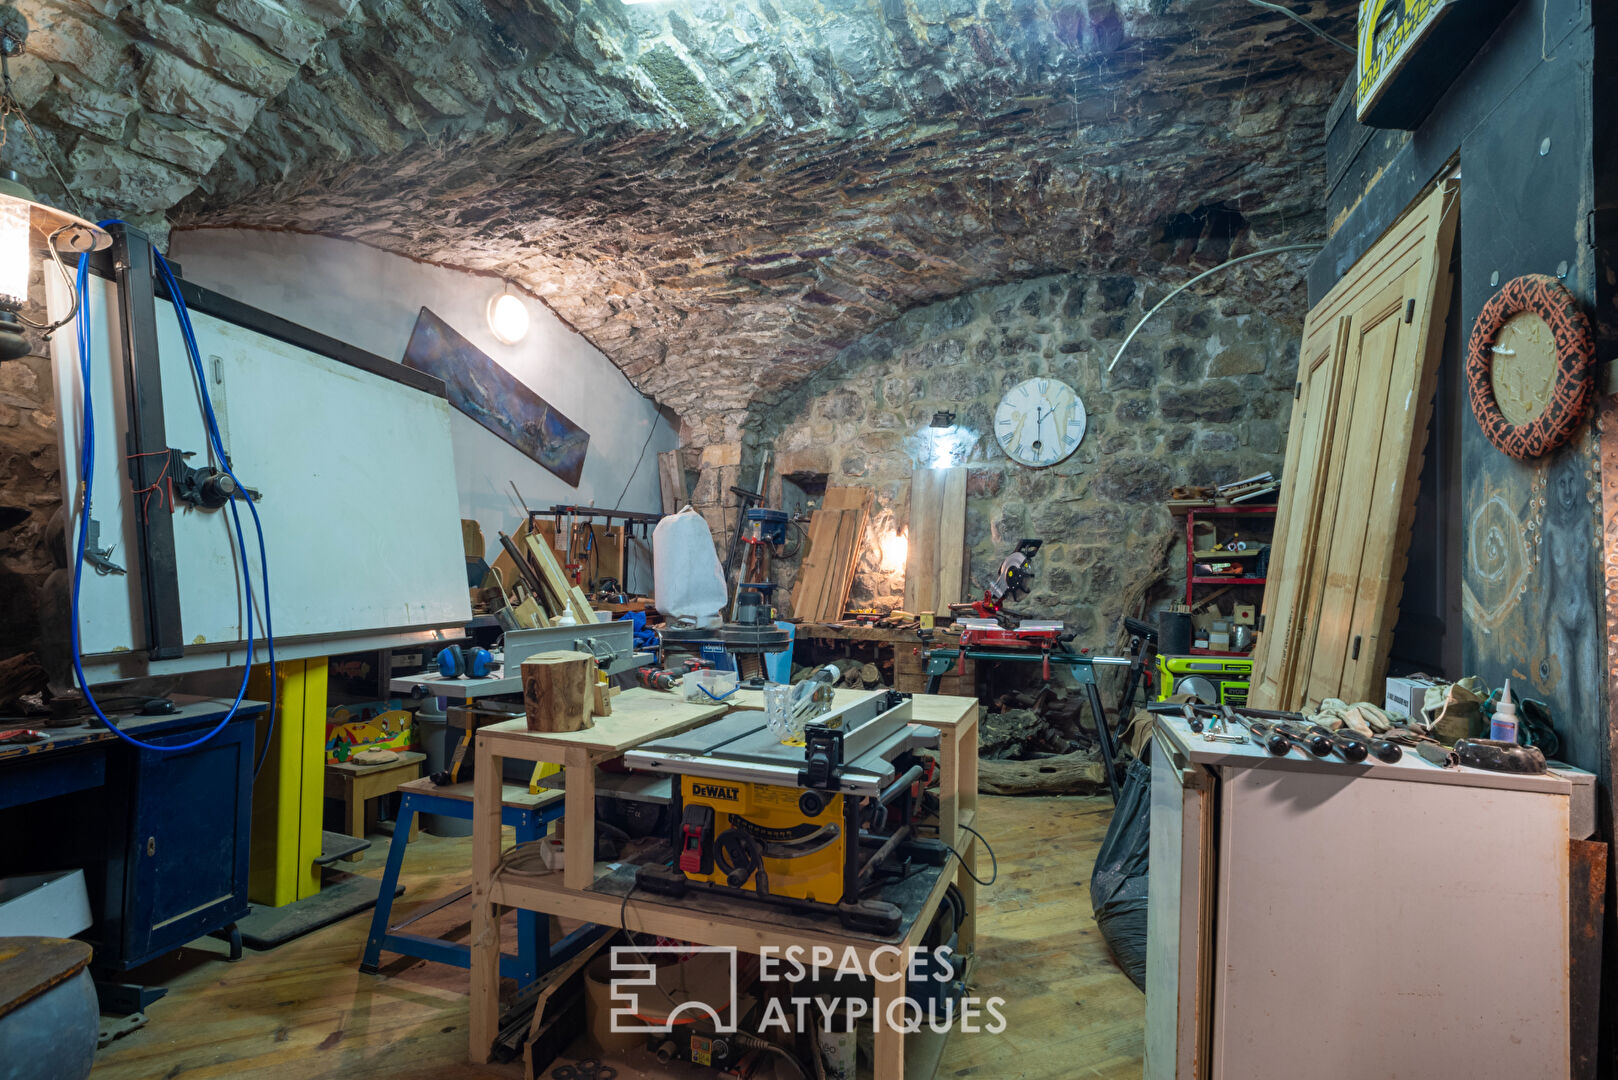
[487,282,529,345]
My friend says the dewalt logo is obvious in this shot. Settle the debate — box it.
[692,783,740,802]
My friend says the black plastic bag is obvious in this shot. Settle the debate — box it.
[1089,755,1152,990]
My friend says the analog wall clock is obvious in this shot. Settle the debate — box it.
[995,377,1086,468]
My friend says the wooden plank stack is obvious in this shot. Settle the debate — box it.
[657,450,687,515]
[904,467,968,616]
[790,485,875,621]
[487,519,600,627]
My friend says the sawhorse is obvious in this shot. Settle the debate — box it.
[922,617,1159,802]
[360,776,598,986]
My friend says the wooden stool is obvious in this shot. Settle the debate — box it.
[323,751,426,858]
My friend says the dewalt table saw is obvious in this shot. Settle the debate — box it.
[623,690,946,934]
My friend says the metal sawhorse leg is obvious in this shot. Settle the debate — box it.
[360,784,597,986]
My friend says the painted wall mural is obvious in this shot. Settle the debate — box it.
[402,307,590,487]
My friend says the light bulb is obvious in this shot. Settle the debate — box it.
[487,290,529,345]
[0,199,30,309]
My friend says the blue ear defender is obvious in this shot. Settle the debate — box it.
[436,644,494,679]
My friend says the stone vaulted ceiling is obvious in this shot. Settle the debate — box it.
[7,0,1355,434]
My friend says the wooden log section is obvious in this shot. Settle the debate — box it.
[522,651,596,733]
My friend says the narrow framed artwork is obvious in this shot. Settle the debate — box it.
[402,307,590,486]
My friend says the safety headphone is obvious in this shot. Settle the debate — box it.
[437,643,494,679]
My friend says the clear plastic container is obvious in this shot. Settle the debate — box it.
[683,667,740,703]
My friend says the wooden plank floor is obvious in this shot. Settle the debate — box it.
[92,795,1143,1079]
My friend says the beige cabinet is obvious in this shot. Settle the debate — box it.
[1145,715,1574,1079]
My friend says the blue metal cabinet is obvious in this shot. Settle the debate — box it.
[0,698,264,975]
[113,716,256,969]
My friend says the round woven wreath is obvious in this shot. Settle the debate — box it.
[1466,273,1595,460]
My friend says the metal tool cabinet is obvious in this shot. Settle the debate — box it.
[1145,711,1576,1080]
[0,698,263,1003]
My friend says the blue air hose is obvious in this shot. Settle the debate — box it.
[69,228,277,770]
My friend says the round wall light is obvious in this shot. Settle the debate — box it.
[487,285,529,345]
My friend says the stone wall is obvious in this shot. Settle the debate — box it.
[754,266,1301,637]
[0,262,69,662]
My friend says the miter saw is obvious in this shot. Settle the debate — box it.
[949,539,1043,627]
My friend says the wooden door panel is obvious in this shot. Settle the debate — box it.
[1252,318,1347,707]
[1251,181,1457,709]
[1303,275,1414,703]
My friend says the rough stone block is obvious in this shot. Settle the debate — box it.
[1090,455,1172,503]
[44,74,138,139]
[131,116,229,175]
[69,139,195,213]
[1207,342,1266,377]
[137,4,297,97]
[28,4,130,87]
[138,48,262,134]
[212,0,350,61]
[1158,382,1243,424]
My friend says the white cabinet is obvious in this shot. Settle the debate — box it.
[1146,714,1573,1079]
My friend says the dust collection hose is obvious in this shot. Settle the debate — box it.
[70,226,277,772]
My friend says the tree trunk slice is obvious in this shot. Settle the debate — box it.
[522,651,595,733]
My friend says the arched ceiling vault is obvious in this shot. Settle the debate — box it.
[9,0,1355,429]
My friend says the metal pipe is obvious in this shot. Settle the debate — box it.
[1106,244,1324,372]
[879,764,925,806]
[857,825,912,881]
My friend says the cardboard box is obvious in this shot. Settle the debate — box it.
[1385,675,1441,721]
[1234,604,1257,625]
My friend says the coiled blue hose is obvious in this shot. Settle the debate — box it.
[70,226,277,772]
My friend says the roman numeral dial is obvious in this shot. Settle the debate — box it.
[994,377,1087,468]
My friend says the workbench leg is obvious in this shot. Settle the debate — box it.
[469,744,503,1064]
[955,834,977,959]
[515,817,545,986]
[563,747,596,892]
[872,948,907,1078]
[344,779,365,853]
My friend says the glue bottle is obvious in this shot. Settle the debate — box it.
[1490,679,1519,743]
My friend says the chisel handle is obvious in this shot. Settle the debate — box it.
[1309,724,1368,763]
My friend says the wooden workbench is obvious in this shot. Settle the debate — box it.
[468,687,980,1075]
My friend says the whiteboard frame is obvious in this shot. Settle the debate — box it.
[49,261,472,682]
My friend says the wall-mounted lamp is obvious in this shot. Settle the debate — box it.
[0,7,111,360]
[487,281,529,345]
[929,410,956,429]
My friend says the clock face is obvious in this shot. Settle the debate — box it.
[995,377,1086,468]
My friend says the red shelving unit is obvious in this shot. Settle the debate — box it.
[1181,504,1276,655]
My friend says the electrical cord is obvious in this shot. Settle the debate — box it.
[1244,0,1354,53]
[939,823,998,887]
[610,419,660,511]
[155,249,279,776]
[69,229,277,767]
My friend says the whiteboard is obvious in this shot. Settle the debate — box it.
[50,271,471,680]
